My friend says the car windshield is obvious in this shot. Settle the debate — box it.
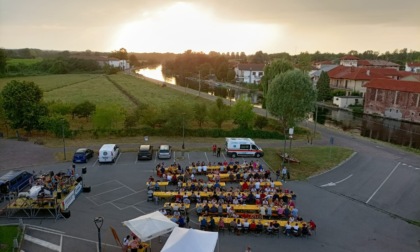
[160,150,169,153]
[76,149,86,153]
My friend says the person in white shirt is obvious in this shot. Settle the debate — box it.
[202,165,207,174]
[255,181,260,190]
[197,165,203,174]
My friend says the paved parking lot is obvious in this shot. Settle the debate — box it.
[1,134,420,252]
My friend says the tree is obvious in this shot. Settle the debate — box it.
[129,54,140,67]
[72,101,96,120]
[92,105,125,129]
[266,70,317,131]
[231,97,255,129]
[251,51,269,64]
[0,49,7,74]
[208,98,230,128]
[296,52,312,73]
[1,80,48,133]
[261,59,294,108]
[316,71,332,101]
[254,115,268,130]
[193,103,207,128]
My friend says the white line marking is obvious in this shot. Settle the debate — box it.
[24,234,61,251]
[135,158,138,164]
[336,174,353,184]
[27,225,65,234]
[205,152,209,162]
[92,159,98,167]
[87,186,125,198]
[59,234,63,252]
[366,162,401,204]
[114,153,122,164]
[173,151,176,163]
[320,174,353,187]
[91,180,118,188]
[221,153,226,160]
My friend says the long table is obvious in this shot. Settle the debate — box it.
[153,191,291,200]
[240,181,283,187]
[196,203,292,213]
[163,202,190,209]
[182,182,226,188]
[199,216,306,228]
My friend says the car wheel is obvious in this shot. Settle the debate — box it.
[232,153,237,158]
[255,153,261,158]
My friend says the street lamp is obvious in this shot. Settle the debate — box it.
[94,217,104,252]
[61,119,66,160]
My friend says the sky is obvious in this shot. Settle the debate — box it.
[1,0,419,55]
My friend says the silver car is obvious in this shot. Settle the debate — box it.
[158,145,172,159]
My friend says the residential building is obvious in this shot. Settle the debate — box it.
[234,63,265,84]
[328,66,407,96]
[364,79,420,123]
[405,62,420,73]
[309,65,338,87]
[339,55,399,70]
[71,55,130,70]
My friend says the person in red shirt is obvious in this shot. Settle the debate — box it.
[242,181,249,191]
[212,144,217,156]
[249,220,257,232]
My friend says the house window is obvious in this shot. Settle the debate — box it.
[389,109,392,112]
[396,110,399,113]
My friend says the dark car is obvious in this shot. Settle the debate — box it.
[137,145,154,160]
[0,170,33,199]
[73,148,94,163]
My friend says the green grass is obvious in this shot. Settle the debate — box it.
[0,225,20,252]
[6,58,43,66]
[263,146,354,180]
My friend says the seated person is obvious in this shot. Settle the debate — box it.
[266,223,273,234]
[284,221,292,236]
[256,221,263,233]
[218,218,225,229]
[209,216,216,231]
[200,218,208,230]
[229,219,237,232]
[210,205,218,214]
[243,219,250,229]
[196,204,203,215]
[249,220,257,232]
[301,223,311,236]
[183,197,191,204]
[292,223,300,236]
[178,216,186,227]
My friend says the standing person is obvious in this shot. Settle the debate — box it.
[128,236,139,252]
[212,144,217,156]
[275,169,281,181]
[281,166,288,182]
[216,147,221,157]
[122,235,130,252]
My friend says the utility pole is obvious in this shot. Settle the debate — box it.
[198,70,201,97]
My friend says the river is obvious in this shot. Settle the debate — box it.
[136,65,262,105]
[137,65,420,150]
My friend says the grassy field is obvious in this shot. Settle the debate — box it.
[0,74,102,92]
[0,225,20,252]
[6,58,43,66]
[263,146,354,180]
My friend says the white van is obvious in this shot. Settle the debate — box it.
[98,144,120,163]
[225,138,264,158]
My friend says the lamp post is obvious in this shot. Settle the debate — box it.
[61,119,66,160]
[94,217,104,252]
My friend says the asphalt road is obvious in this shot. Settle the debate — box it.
[0,122,419,252]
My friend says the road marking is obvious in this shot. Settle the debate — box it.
[24,234,61,251]
[205,152,209,162]
[366,162,401,204]
[87,186,125,198]
[92,159,98,167]
[59,234,63,252]
[320,174,353,187]
[114,152,122,164]
[27,225,65,234]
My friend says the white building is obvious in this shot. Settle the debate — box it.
[405,62,420,73]
[333,96,363,108]
[234,63,265,84]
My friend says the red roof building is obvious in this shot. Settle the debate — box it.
[328,66,408,96]
[364,79,420,123]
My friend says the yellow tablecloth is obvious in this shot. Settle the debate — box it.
[199,216,306,228]
[240,181,283,187]
[163,202,190,209]
[182,182,226,187]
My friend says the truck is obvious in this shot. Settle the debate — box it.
[225,138,264,158]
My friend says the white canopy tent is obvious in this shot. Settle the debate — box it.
[122,211,177,242]
[161,227,219,252]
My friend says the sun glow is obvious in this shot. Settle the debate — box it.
[113,2,283,53]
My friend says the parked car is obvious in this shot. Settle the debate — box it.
[98,144,120,163]
[138,145,154,160]
[73,148,94,163]
[158,145,172,159]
